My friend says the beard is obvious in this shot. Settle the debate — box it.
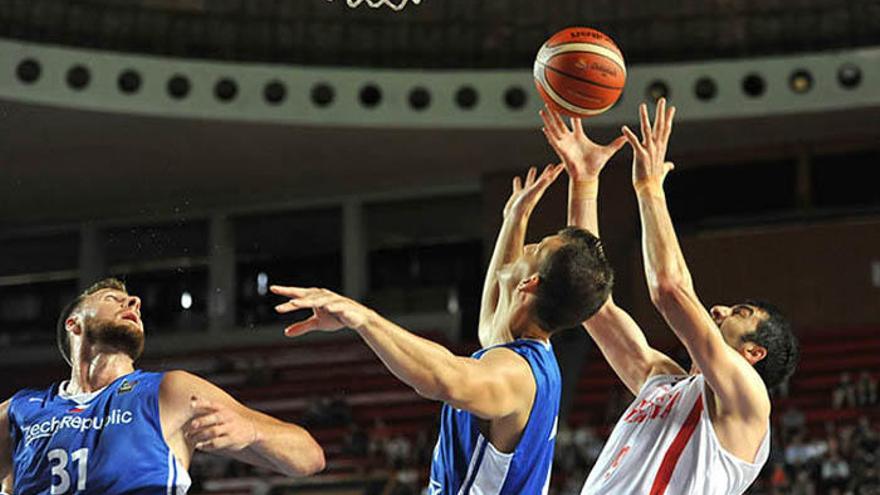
[83,317,145,361]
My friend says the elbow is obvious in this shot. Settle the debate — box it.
[306,446,326,475]
[293,443,326,477]
[648,276,689,313]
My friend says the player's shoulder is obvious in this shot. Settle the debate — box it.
[157,369,208,414]
[159,369,207,392]
[3,386,55,421]
[7,385,54,405]
[158,370,225,404]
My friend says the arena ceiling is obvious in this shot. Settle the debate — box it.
[1,0,878,67]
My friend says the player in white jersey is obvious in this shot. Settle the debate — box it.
[540,99,799,495]
[271,164,615,494]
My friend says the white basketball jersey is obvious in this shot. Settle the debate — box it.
[581,374,769,495]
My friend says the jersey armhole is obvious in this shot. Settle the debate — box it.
[637,374,683,395]
[699,378,770,466]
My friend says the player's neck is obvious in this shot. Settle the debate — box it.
[68,350,135,394]
[517,323,550,342]
[508,310,550,342]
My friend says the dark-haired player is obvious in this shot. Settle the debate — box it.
[273,163,615,494]
[540,100,799,494]
[0,278,325,494]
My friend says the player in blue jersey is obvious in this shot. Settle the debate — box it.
[271,164,615,494]
[0,278,325,494]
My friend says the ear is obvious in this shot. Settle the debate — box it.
[742,342,768,366]
[517,275,541,294]
[66,314,84,336]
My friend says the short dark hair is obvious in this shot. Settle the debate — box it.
[56,278,127,365]
[741,299,799,389]
[534,227,614,332]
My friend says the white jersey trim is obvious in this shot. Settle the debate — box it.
[166,450,174,495]
[640,373,677,393]
[166,450,192,495]
[456,435,514,495]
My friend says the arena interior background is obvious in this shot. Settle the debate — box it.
[1,1,879,494]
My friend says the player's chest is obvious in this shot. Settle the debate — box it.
[17,393,147,455]
[621,379,694,426]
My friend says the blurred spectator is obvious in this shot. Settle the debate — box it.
[300,393,352,428]
[781,405,807,440]
[790,468,816,495]
[327,393,353,425]
[785,434,814,468]
[300,396,329,427]
[392,462,420,495]
[572,425,604,466]
[343,422,370,457]
[385,436,413,467]
[554,423,578,473]
[855,417,879,458]
[369,418,392,461]
[413,430,433,466]
[769,462,790,493]
[857,371,878,407]
[853,466,880,495]
[820,450,850,492]
[774,376,791,399]
[833,372,858,409]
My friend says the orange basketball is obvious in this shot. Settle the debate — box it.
[533,27,626,118]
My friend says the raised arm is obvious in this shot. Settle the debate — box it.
[479,164,565,347]
[541,107,683,394]
[160,371,325,478]
[622,99,769,420]
[539,107,626,234]
[272,286,534,420]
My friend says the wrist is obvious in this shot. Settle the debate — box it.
[353,308,381,334]
[570,177,599,201]
[567,167,600,183]
[633,177,666,200]
[502,208,532,225]
[248,420,263,449]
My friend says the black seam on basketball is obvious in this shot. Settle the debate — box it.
[539,62,624,91]
[545,39,623,59]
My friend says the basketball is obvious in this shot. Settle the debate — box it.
[533,27,626,118]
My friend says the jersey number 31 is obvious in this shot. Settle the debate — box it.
[48,448,89,494]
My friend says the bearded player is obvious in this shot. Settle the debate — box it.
[272,163,614,494]
[540,99,798,494]
[0,278,324,494]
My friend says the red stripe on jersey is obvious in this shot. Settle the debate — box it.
[649,395,704,495]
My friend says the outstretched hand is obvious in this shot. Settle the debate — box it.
[502,163,565,220]
[271,286,375,337]
[184,396,257,453]
[621,98,676,189]
[540,106,627,180]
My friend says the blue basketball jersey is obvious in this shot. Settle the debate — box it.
[427,339,561,495]
[7,370,191,495]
